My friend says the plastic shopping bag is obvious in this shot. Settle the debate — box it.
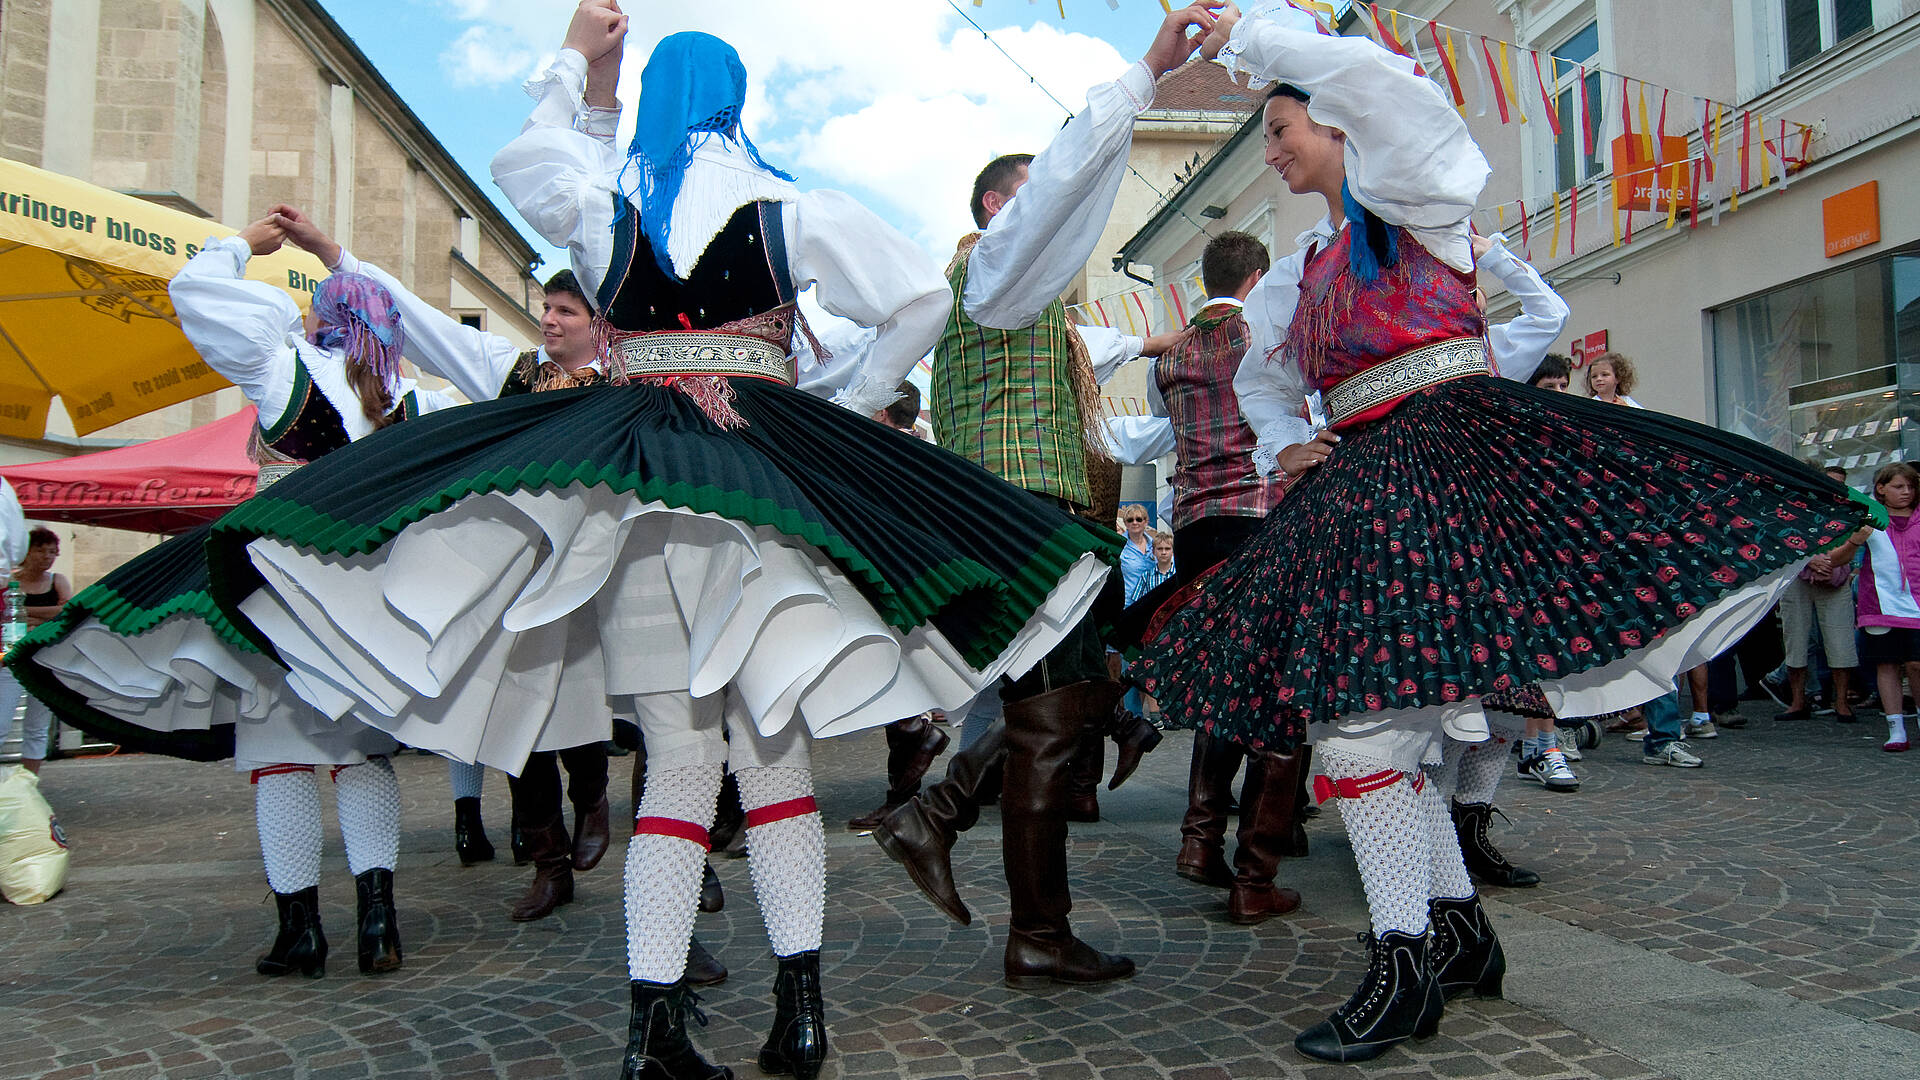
[0,764,69,904]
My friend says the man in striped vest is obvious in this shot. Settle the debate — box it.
[873,5,1212,989]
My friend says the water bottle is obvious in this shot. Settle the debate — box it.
[4,578,25,651]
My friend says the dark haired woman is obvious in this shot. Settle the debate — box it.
[1134,3,1875,1063]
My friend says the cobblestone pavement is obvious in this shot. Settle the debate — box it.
[4,699,1917,1079]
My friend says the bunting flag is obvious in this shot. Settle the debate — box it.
[1666,160,1681,229]
[1480,37,1511,122]
[1758,106,1771,187]
[1518,197,1531,258]
[1430,21,1466,109]
[1697,97,1717,181]
[1498,40,1527,123]
[1739,110,1752,191]
[1550,189,1564,257]
[1532,51,1562,137]
[1653,88,1670,165]
[1610,176,1622,246]
[1688,159,1701,230]
[1569,183,1579,254]
[1579,65,1596,156]
[1463,25,1492,117]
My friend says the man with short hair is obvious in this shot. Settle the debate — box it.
[875,6,1215,988]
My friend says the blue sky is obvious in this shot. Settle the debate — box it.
[317,0,1180,273]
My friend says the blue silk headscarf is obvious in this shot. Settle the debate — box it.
[622,32,793,279]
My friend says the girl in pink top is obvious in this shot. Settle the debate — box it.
[1815,462,1919,750]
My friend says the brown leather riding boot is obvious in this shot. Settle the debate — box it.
[873,721,1006,925]
[1227,747,1306,924]
[849,715,951,831]
[564,744,612,872]
[1177,730,1244,888]
[1001,681,1134,988]
[510,816,575,921]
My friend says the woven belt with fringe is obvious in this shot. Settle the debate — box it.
[1323,337,1490,427]
[613,332,796,386]
[255,462,303,490]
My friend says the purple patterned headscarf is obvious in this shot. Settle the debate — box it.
[307,272,405,384]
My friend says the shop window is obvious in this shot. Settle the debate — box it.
[1712,246,1920,487]
[1783,0,1874,70]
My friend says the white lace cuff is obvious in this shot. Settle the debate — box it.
[1216,2,1321,89]
[1251,416,1314,477]
[831,374,903,418]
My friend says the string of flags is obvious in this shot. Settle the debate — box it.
[1001,1,1820,262]
[1068,276,1205,332]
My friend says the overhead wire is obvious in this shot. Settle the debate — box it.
[942,0,1224,245]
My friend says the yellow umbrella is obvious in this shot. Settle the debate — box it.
[0,157,329,439]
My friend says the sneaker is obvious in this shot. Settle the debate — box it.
[1713,710,1747,730]
[1685,719,1719,740]
[1525,749,1581,791]
[1643,741,1704,768]
[1625,727,1648,741]
[1758,671,1790,707]
[1886,717,1910,753]
[1555,728,1583,761]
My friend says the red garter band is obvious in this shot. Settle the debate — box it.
[634,817,712,850]
[745,796,819,828]
[250,763,315,784]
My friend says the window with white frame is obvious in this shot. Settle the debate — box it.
[1782,0,1874,70]
[1550,22,1605,193]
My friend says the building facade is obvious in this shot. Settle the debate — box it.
[1,0,544,583]
[1121,0,1919,490]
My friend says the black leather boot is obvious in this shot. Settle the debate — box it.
[510,812,530,866]
[454,796,495,866]
[1450,801,1540,888]
[758,950,828,1079]
[353,868,403,975]
[256,886,327,977]
[1430,895,1506,1000]
[685,936,728,988]
[1293,931,1443,1062]
[848,715,950,831]
[1106,701,1163,790]
[620,979,732,1080]
[698,860,725,914]
[873,720,1006,926]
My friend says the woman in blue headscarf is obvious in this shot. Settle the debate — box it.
[195,6,1122,1079]
[8,209,471,982]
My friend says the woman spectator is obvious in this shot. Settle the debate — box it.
[7,528,70,773]
[1119,504,1157,606]
[1583,352,1642,408]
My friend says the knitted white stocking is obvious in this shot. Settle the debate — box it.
[334,757,401,875]
[1419,764,1477,902]
[254,766,323,893]
[447,758,485,801]
[625,762,724,983]
[1319,747,1431,937]
[1446,735,1510,807]
[735,765,825,957]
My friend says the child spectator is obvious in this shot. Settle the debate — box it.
[1775,465,1861,722]
[1584,351,1642,408]
[1817,462,1918,751]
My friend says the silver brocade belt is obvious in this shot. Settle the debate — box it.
[1323,337,1490,427]
[255,462,303,490]
[612,332,796,386]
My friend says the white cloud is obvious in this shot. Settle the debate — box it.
[435,0,1131,258]
[440,25,539,88]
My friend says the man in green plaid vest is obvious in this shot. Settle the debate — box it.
[875,5,1212,990]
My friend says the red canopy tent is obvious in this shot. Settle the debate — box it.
[1,407,259,534]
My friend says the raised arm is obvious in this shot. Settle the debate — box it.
[271,204,518,403]
[786,191,951,416]
[1477,234,1569,383]
[963,5,1213,330]
[491,48,626,301]
[1212,3,1488,269]
[167,222,303,421]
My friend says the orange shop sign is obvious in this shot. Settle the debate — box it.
[1610,135,1695,212]
[1569,330,1609,368]
[1822,181,1880,258]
